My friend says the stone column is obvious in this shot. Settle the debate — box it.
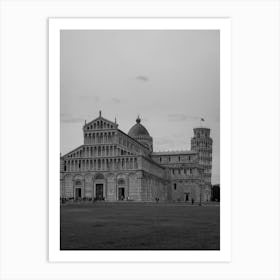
[72,179,75,198]
[83,179,85,198]
[104,181,107,200]
[126,174,129,199]
[93,181,96,198]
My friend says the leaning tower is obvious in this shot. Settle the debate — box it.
[191,127,213,185]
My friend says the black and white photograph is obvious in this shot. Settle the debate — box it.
[59,27,221,251]
[2,1,280,279]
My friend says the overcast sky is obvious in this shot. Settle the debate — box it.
[60,30,220,184]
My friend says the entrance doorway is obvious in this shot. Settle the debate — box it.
[75,188,82,200]
[95,184,104,200]
[118,187,125,200]
[184,193,189,202]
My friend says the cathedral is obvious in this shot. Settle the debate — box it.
[60,111,213,203]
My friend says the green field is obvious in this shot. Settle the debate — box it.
[60,202,220,250]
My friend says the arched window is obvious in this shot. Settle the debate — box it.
[117,178,125,185]
[75,180,82,186]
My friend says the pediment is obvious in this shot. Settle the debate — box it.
[84,114,118,131]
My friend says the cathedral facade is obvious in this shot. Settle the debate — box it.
[60,111,213,203]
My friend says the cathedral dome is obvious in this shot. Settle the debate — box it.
[128,116,150,137]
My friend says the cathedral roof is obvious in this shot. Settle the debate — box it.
[152,150,197,156]
[128,116,150,137]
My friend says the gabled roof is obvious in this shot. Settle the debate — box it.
[61,145,84,158]
[83,111,118,129]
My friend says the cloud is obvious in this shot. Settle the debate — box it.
[135,75,149,82]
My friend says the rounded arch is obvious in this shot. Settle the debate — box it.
[63,173,73,180]
[75,179,82,186]
[117,178,125,185]
[73,174,83,181]
[116,173,126,178]
[116,173,127,201]
[71,174,84,200]
[116,173,127,185]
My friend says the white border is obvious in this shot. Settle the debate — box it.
[49,18,231,262]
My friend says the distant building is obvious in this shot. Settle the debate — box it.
[60,111,213,202]
[211,184,220,202]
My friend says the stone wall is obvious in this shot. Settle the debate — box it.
[139,171,169,202]
[61,171,142,201]
[61,168,171,202]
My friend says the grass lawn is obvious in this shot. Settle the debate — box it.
[60,202,220,250]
